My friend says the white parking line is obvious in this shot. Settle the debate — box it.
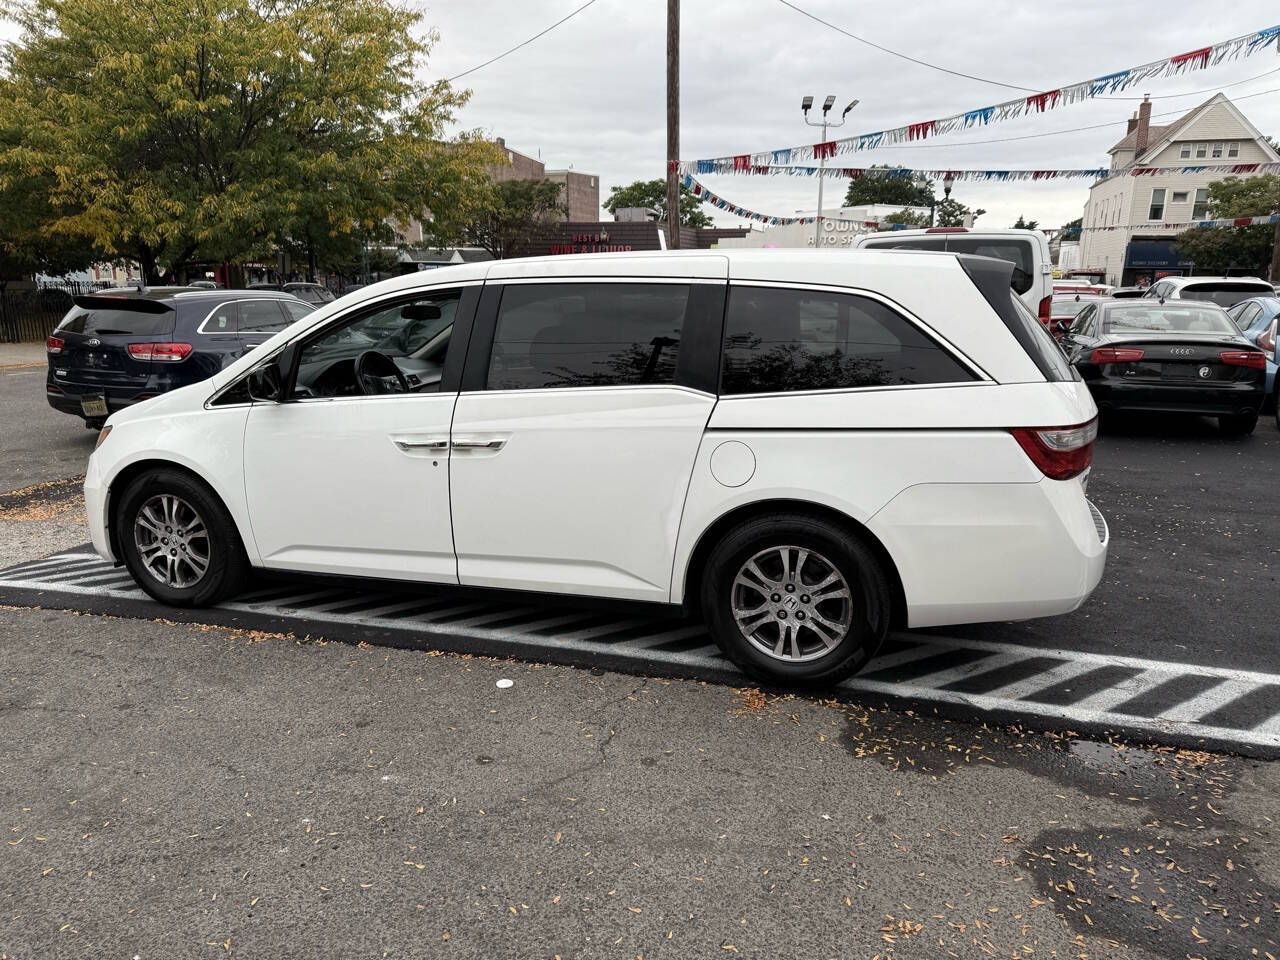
[979,658,1098,700]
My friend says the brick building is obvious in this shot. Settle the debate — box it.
[523,220,750,257]
[487,139,600,221]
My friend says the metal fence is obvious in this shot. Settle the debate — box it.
[0,282,93,343]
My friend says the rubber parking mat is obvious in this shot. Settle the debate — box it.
[3,549,1279,757]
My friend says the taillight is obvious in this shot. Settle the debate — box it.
[1009,419,1097,481]
[46,335,65,355]
[1090,347,1145,364]
[127,342,192,362]
[1258,321,1277,355]
[1219,350,1265,369]
[1038,296,1052,325]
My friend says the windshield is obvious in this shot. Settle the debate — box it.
[1179,283,1273,307]
[1104,303,1237,335]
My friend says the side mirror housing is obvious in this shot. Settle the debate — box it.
[247,360,284,402]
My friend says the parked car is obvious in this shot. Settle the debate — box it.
[1143,276,1274,307]
[248,281,337,306]
[1110,287,1147,299]
[1060,299,1265,435]
[849,228,1054,326]
[1225,296,1280,411]
[83,250,1107,686]
[1054,282,1112,297]
[1049,293,1108,340]
[46,287,315,428]
[188,280,223,290]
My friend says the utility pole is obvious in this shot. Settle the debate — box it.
[1270,219,1280,286]
[666,0,680,249]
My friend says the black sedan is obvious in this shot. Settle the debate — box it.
[1060,299,1266,436]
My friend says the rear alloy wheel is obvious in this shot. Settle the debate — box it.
[1218,412,1258,437]
[701,514,890,686]
[116,468,249,607]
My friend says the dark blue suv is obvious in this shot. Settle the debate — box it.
[46,286,314,427]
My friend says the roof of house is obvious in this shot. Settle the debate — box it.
[1107,93,1280,163]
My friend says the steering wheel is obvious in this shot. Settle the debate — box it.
[353,350,410,395]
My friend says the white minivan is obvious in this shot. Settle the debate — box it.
[84,249,1107,685]
[849,227,1055,327]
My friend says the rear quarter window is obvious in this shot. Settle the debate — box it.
[943,238,1035,295]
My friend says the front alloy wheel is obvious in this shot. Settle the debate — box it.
[133,493,210,588]
[731,546,854,663]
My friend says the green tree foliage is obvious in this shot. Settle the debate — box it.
[1173,175,1280,276]
[603,180,712,228]
[1012,215,1040,230]
[1060,217,1082,238]
[935,197,986,228]
[465,179,565,259]
[883,209,928,228]
[0,0,498,282]
[843,166,934,209]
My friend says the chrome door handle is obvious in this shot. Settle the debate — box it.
[390,435,450,454]
[451,436,507,451]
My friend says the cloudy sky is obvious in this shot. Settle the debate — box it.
[419,0,1279,228]
[3,1,1276,230]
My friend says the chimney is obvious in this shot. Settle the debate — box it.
[1134,95,1152,155]
[1126,112,1138,135]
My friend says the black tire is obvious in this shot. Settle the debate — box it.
[1218,412,1258,437]
[700,513,891,687]
[114,468,250,607]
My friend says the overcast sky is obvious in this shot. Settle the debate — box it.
[3,1,1277,230]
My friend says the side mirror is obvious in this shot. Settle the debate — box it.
[247,360,283,402]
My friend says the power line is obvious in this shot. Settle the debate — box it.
[775,0,1275,102]
[863,81,1280,151]
[446,0,602,83]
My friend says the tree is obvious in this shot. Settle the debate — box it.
[935,197,986,228]
[883,209,928,228]
[1060,217,1082,238]
[1012,215,1040,230]
[465,179,565,259]
[0,0,498,282]
[603,180,711,228]
[843,166,934,209]
[1173,174,1280,277]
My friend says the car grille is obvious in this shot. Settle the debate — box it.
[1087,500,1108,544]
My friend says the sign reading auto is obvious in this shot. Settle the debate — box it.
[549,231,634,255]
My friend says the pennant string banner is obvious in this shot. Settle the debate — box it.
[677,161,1280,181]
[679,24,1280,166]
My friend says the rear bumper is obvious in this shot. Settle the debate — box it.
[1089,379,1264,417]
[46,373,151,419]
[867,478,1108,629]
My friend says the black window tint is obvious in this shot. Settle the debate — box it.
[202,302,239,333]
[943,238,1035,295]
[720,286,975,395]
[58,303,175,337]
[239,300,289,333]
[488,283,689,390]
[861,236,947,252]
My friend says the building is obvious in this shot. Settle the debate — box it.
[715,204,934,249]
[1078,94,1280,286]
[523,216,749,257]
[487,139,600,221]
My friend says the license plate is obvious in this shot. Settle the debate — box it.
[80,395,108,418]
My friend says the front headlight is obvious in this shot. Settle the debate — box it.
[94,425,112,450]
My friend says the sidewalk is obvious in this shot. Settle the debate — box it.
[0,342,47,367]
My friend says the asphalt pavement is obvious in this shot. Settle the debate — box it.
[0,348,96,492]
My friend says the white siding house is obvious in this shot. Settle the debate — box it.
[1078,93,1279,286]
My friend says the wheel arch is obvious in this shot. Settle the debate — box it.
[678,498,907,629]
[105,458,249,563]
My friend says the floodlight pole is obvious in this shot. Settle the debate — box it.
[666,0,680,249]
[803,97,857,246]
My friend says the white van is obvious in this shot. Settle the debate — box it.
[849,227,1055,326]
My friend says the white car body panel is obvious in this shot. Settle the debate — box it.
[85,248,1107,638]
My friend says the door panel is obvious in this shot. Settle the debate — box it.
[243,395,457,581]
[449,387,715,602]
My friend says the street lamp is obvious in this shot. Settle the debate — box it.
[802,95,858,246]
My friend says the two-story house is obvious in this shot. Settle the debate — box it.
[1078,93,1279,286]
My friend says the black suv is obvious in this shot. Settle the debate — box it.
[46,287,314,427]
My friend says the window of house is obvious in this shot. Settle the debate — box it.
[1179,143,1191,159]
[1192,187,1209,220]
[1170,191,1189,204]
[720,286,975,395]
[487,283,688,390]
[1148,188,1166,221]
[1211,142,1224,158]
[1227,142,1239,158]
[1195,143,1208,159]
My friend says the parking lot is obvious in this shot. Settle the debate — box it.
[3,353,1279,959]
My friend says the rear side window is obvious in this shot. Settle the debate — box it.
[487,283,689,390]
[58,300,175,337]
[239,299,289,333]
[283,301,315,323]
[943,238,1035,295]
[1179,283,1272,308]
[202,302,238,333]
[859,236,947,253]
[720,286,976,395]
[1008,292,1075,381]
